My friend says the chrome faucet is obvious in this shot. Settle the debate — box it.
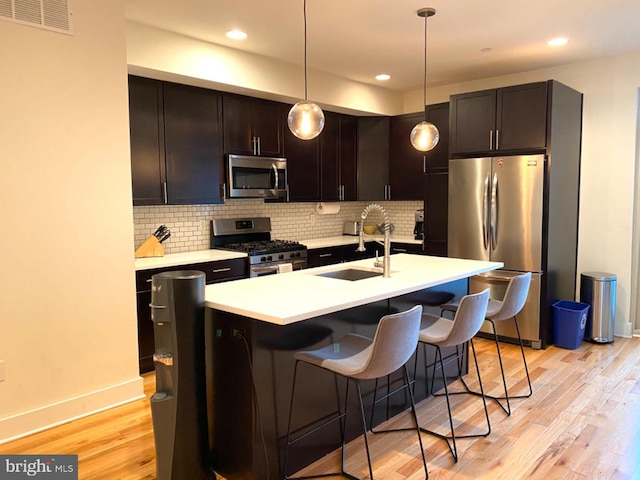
[357,203,391,278]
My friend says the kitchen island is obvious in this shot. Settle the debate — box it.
[204,254,502,479]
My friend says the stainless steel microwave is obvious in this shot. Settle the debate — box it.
[226,154,287,199]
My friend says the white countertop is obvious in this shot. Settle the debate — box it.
[303,235,421,249]
[135,250,247,271]
[134,235,420,270]
[205,254,502,325]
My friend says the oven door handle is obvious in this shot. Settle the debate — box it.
[252,265,280,276]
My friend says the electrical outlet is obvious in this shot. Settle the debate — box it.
[0,360,5,382]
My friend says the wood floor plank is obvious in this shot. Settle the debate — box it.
[1,338,639,479]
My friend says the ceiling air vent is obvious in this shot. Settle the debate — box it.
[0,0,73,35]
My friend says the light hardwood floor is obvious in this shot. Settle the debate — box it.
[2,337,639,479]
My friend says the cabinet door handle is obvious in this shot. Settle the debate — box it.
[251,136,256,155]
[387,184,391,200]
[423,156,426,173]
[149,304,166,309]
[163,181,168,204]
[495,129,500,150]
[319,253,333,258]
[489,130,494,150]
[257,136,261,155]
[394,248,408,253]
[212,267,231,273]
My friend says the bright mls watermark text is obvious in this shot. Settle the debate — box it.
[0,455,78,479]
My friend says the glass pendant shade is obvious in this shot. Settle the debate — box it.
[410,121,439,152]
[287,100,325,140]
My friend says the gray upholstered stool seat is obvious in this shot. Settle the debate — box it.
[440,272,533,416]
[283,305,429,480]
[416,289,491,463]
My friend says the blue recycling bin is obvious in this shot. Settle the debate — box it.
[552,300,590,349]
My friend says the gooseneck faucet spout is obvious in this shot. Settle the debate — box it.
[357,203,391,278]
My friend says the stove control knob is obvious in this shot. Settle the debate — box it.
[261,256,267,262]
[267,256,272,261]
[279,254,284,260]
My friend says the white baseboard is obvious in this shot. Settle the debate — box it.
[0,376,144,445]
[622,322,633,338]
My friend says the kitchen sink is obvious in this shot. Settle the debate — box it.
[313,268,382,281]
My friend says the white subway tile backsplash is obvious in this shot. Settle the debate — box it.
[132,199,422,254]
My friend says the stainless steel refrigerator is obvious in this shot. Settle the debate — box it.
[448,154,545,348]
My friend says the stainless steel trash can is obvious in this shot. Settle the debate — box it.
[580,272,616,344]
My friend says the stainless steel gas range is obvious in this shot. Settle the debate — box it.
[210,217,307,277]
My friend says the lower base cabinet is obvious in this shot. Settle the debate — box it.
[135,258,247,373]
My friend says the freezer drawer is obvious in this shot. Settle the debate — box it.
[470,270,542,349]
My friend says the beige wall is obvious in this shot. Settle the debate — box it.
[407,53,640,337]
[0,1,142,442]
[126,22,403,116]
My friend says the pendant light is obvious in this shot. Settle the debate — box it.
[410,7,439,152]
[287,0,325,140]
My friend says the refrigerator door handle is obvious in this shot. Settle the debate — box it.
[483,173,490,250]
[491,172,498,250]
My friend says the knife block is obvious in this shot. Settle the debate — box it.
[135,235,165,258]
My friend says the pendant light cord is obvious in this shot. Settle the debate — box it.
[423,12,427,120]
[303,0,308,102]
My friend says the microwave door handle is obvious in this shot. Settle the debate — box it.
[271,163,278,194]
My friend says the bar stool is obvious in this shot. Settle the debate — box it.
[441,272,533,415]
[283,305,428,480]
[417,289,491,462]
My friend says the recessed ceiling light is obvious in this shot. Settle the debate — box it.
[481,47,492,53]
[226,30,247,40]
[548,37,568,47]
[375,74,391,81]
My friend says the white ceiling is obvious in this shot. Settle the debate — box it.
[125,0,640,92]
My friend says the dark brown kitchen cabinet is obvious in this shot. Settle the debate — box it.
[129,76,164,205]
[321,112,357,201]
[388,112,424,200]
[423,171,448,257]
[390,242,424,254]
[223,94,283,156]
[284,107,321,202]
[307,243,377,267]
[286,110,357,202]
[357,116,390,201]
[307,246,343,267]
[128,75,224,205]
[135,258,248,373]
[422,102,450,256]
[449,81,548,155]
[358,105,447,202]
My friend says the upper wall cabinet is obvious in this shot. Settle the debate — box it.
[223,94,283,157]
[389,112,425,201]
[321,112,358,201]
[128,76,224,206]
[449,81,548,155]
[284,108,321,202]
[357,116,390,201]
[285,110,357,202]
